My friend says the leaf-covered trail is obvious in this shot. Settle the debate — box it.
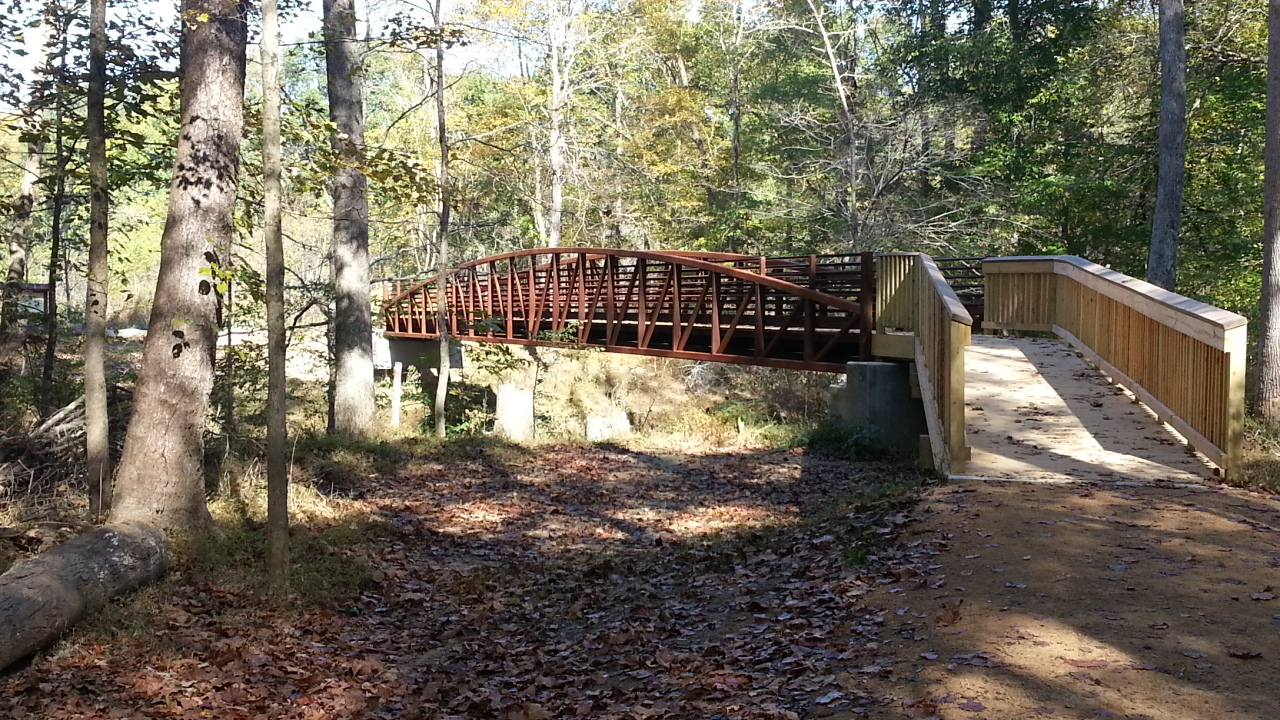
[0,444,930,720]
[5,445,1279,720]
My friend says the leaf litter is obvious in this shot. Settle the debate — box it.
[0,443,943,719]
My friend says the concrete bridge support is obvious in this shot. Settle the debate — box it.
[382,337,463,387]
[830,361,928,459]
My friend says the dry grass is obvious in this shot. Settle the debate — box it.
[1236,416,1280,493]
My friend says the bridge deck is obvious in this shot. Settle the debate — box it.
[962,336,1214,484]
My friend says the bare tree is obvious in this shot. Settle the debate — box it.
[803,0,863,247]
[262,0,289,590]
[1147,0,1186,291]
[84,0,111,517]
[432,0,452,438]
[324,0,375,436]
[109,0,248,532]
[1255,0,1280,421]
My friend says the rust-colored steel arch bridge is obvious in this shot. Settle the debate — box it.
[380,249,1249,479]
[381,249,894,373]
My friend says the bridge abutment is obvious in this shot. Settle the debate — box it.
[830,361,928,460]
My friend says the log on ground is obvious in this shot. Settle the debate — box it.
[0,522,166,671]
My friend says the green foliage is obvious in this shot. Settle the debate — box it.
[795,419,885,461]
[420,380,495,436]
[466,341,527,379]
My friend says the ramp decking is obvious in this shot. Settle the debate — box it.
[963,336,1215,484]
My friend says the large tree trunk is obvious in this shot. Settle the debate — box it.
[262,0,290,591]
[85,0,111,517]
[324,0,375,436]
[1256,0,1280,421]
[0,523,166,672]
[432,3,452,439]
[109,0,248,533]
[1147,0,1187,291]
[1,143,42,330]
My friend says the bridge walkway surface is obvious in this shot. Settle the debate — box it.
[962,335,1215,484]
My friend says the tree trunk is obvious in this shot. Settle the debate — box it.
[547,16,572,249]
[1147,0,1186,291]
[40,108,67,416]
[806,0,860,246]
[324,0,375,437]
[85,0,111,518]
[262,0,290,592]
[1,143,42,330]
[0,523,166,672]
[1007,0,1026,49]
[433,2,452,439]
[108,0,248,533]
[1255,0,1280,421]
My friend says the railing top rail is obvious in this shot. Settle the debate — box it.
[985,255,1246,343]
[383,247,867,313]
[920,254,975,326]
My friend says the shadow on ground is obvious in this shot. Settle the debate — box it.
[3,437,1279,720]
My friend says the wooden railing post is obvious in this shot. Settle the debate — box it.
[858,251,875,360]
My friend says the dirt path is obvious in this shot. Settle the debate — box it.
[2,445,1278,720]
[857,480,1280,720]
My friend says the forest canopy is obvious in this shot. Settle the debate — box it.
[0,0,1266,332]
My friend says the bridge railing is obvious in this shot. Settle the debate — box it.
[876,253,973,474]
[984,256,1247,477]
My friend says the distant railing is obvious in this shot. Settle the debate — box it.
[381,249,877,372]
[984,256,1246,477]
[876,253,973,474]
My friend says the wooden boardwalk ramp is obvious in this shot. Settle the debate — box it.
[962,335,1216,484]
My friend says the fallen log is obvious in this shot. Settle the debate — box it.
[0,522,166,671]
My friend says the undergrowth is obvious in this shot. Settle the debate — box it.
[1239,416,1280,493]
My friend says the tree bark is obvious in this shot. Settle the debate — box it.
[109,0,248,533]
[1255,0,1280,421]
[1147,0,1187,291]
[85,0,111,518]
[433,1,452,438]
[0,523,166,672]
[324,0,375,437]
[262,0,290,592]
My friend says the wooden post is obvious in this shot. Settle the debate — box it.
[1224,324,1247,478]
[858,251,875,360]
[390,361,403,427]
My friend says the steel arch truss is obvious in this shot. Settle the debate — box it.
[382,249,876,373]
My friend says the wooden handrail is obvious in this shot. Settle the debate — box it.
[914,254,973,474]
[984,255,1246,477]
[920,255,975,327]
[874,253,972,474]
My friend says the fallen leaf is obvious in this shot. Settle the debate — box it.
[1064,659,1111,668]
[933,599,964,626]
[815,690,844,705]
